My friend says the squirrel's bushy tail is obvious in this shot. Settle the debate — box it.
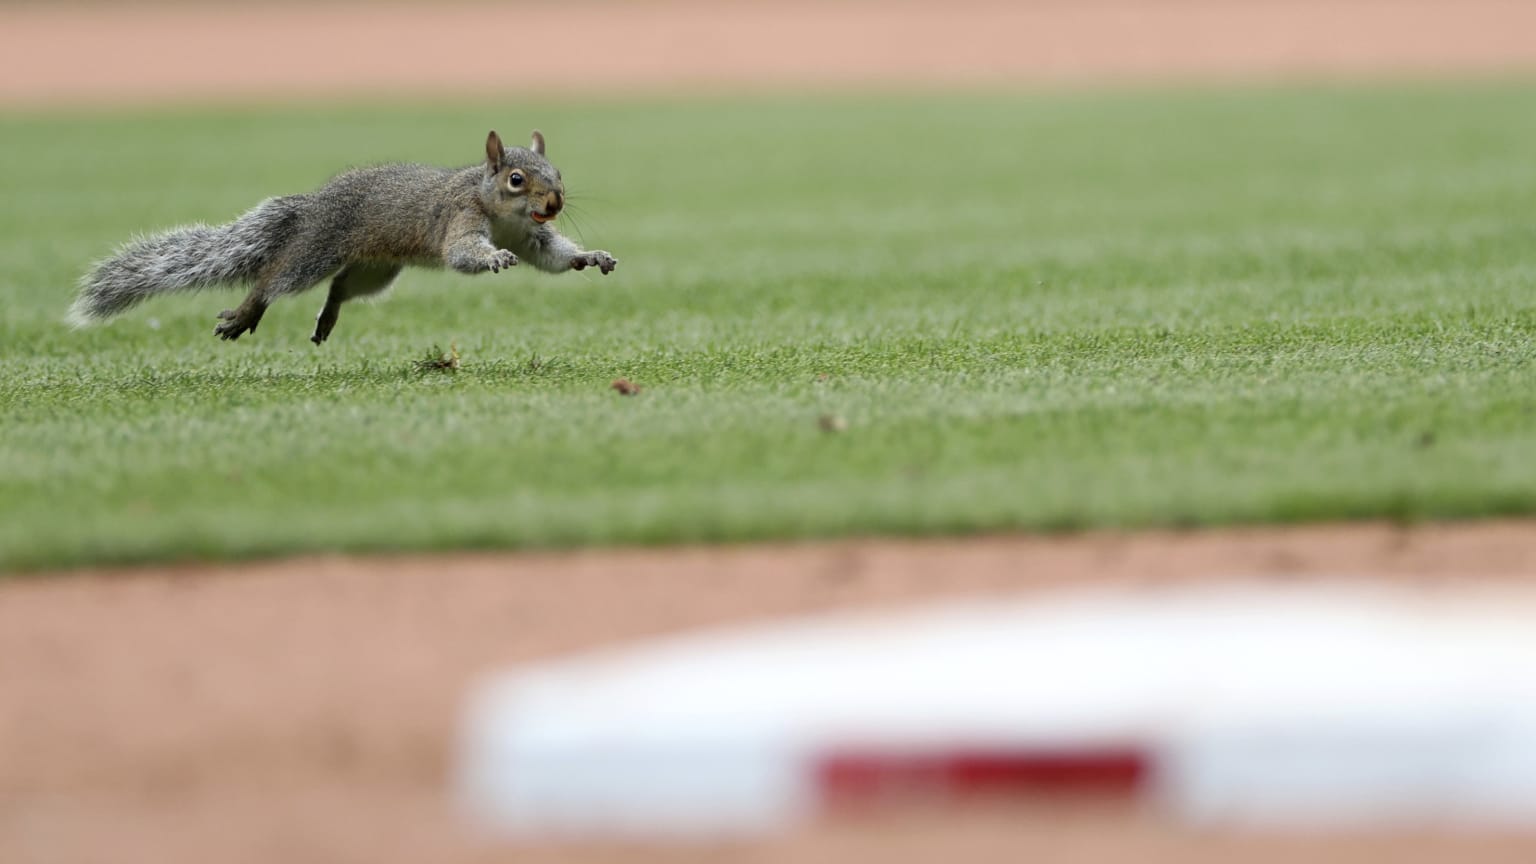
[69,197,301,326]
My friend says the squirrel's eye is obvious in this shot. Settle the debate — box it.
[508,172,525,189]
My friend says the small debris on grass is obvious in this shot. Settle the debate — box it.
[415,342,460,372]
[611,377,642,396]
[1416,430,1437,449]
[818,413,848,433]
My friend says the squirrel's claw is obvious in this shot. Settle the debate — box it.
[488,250,518,273]
[213,302,266,341]
[573,251,617,275]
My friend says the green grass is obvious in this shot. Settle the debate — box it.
[4,83,1536,571]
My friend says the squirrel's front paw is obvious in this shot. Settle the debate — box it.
[571,251,617,275]
[488,250,518,273]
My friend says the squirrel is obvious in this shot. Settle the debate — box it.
[70,129,617,344]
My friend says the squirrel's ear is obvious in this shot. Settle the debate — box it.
[530,130,546,156]
[485,131,504,168]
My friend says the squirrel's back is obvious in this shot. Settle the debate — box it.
[305,163,482,264]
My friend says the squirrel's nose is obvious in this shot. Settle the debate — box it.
[547,191,563,215]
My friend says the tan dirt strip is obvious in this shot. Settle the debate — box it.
[4,520,1536,863]
[5,0,1536,108]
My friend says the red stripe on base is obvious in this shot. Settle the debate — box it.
[816,748,1149,806]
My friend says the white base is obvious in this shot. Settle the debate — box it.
[458,584,1536,839]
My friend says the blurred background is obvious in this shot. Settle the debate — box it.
[7,0,1536,106]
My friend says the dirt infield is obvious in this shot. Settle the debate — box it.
[8,2,1536,862]
[4,0,1536,107]
[7,522,1536,863]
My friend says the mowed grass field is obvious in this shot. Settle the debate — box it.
[3,84,1536,571]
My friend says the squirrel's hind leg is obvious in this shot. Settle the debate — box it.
[216,251,344,342]
[215,289,268,341]
[311,263,403,345]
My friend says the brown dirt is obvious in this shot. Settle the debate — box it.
[8,2,1536,862]
[7,521,1536,863]
[4,0,1536,107]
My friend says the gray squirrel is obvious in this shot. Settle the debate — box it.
[71,130,617,343]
